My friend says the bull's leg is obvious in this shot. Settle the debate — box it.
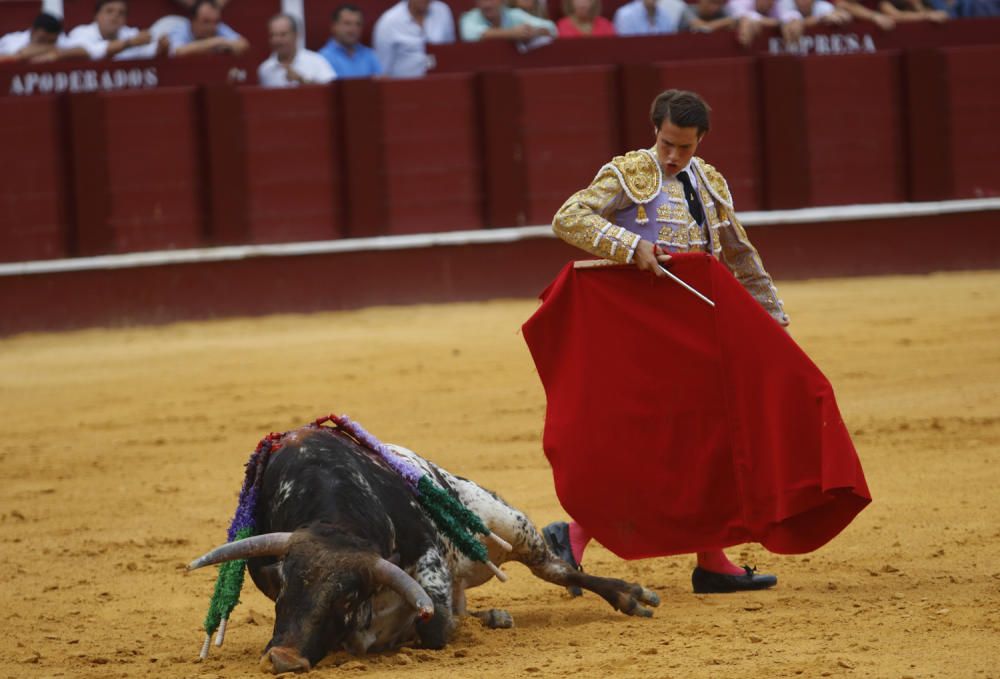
[452,580,467,616]
[528,556,660,617]
[446,474,659,617]
[496,516,660,617]
[412,547,455,650]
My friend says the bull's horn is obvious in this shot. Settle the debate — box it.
[187,532,293,571]
[372,558,435,621]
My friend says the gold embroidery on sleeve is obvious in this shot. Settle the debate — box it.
[694,158,789,325]
[553,167,640,264]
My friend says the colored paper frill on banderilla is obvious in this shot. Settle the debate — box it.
[521,253,871,560]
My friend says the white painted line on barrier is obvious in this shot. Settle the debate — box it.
[739,197,1000,225]
[2,198,998,278]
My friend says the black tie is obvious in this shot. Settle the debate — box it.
[677,170,705,226]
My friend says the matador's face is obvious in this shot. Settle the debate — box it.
[653,121,703,177]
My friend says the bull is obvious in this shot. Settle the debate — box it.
[188,424,659,673]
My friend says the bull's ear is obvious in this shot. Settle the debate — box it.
[254,563,285,601]
[187,532,294,570]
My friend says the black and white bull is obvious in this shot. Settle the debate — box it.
[189,426,659,673]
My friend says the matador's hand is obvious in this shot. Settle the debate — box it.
[634,240,671,277]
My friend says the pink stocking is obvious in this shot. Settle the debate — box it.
[568,521,591,566]
[696,549,745,576]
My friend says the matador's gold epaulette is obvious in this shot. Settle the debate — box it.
[694,157,733,209]
[600,149,662,205]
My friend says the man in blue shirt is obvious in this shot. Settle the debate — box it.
[319,4,382,79]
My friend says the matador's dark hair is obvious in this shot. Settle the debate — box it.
[650,89,712,135]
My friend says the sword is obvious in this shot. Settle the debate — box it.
[657,264,715,307]
[573,259,715,307]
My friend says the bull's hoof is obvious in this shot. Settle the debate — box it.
[618,591,656,618]
[260,646,311,674]
[621,598,655,618]
[475,608,514,629]
[639,587,661,607]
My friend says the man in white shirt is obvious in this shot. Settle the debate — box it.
[775,0,851,41]
[373,0,456,78]
[784,0,852,23]
[0,13,79,62]
[728,0,800,44]
[66,0,170,61]
[258,14,337,88]
[169,0,249,57]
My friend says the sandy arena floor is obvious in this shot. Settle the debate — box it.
[1,269,999,679]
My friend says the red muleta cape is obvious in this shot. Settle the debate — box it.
[522,254,871,559]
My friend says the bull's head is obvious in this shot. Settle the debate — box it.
[188,529,434,673]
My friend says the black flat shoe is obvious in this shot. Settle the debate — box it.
[541,521,583,597]
[692,565,778,593]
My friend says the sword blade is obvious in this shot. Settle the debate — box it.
[658,264,715,307]
[571,259,715,307]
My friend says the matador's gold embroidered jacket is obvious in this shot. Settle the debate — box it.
[552,148,789,326]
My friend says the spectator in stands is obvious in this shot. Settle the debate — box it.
[833,0,896,28]
[613,0,687,35]
[66,0,170,61]
[0,13,79,63]
[558,0,617,36]
[373,0,456,78]
[878,0,950,21]
[258,14,336,88]
[169,0,250,57]
[728,0,802,45]
[461,0,558,41]
[941,0,1000,16]
[779,0,852,29]
[319,4,382,78]
[509,0,551,18]
[678,0,738,31]
[172,0,230,8]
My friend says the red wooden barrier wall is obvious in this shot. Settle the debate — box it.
[0,95,71,262]
[761,52,906,209]
[203,84,345,244]
[520,67,621,225]
[4,207,999,336]
[0,1,39,35]
[70,87,206,254]
[431,33,746,75]
[621,58,764,211]
[907,45,1000,202]
[3,39,1000,263]
[481,66,621,227]
[244,85,344,242]
[341,75,484,236]
[428,19,1000,74]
